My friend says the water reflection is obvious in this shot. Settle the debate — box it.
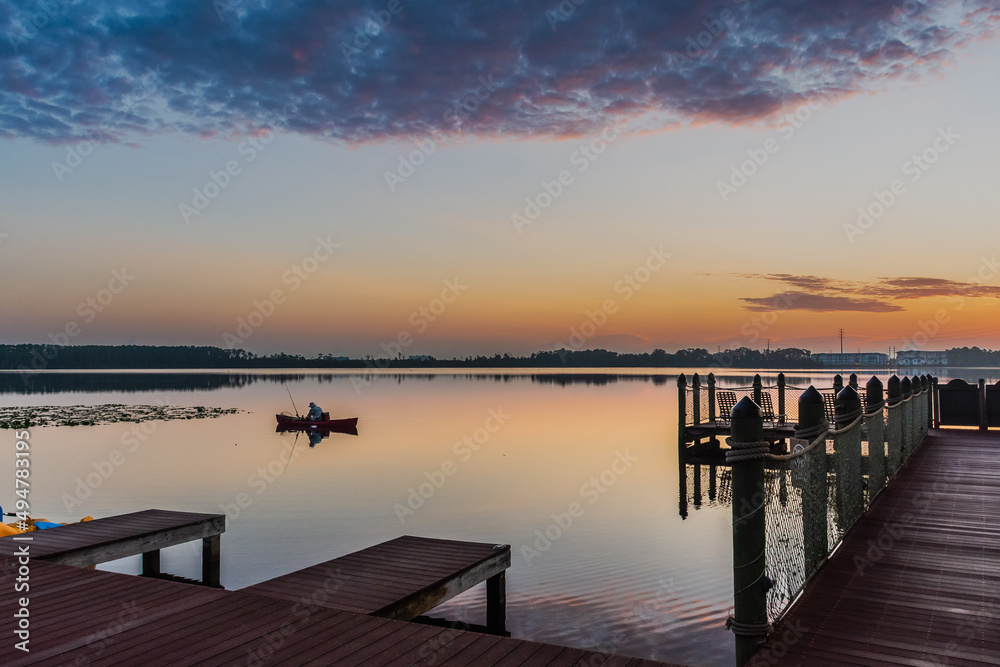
[275,424,359,447]
[0,370,679,395]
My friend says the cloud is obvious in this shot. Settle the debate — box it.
[741,292,904,312]
[736,273,1000,312]
[1,0,998,144]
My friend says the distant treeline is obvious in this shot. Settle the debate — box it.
[0,343,820,369]
[0,343,996,371]
[943,347,1000,367]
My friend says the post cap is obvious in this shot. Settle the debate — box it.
[799,385,823,405]
[732,396,762,420]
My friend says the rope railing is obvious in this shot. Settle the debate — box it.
[722,375,935,664]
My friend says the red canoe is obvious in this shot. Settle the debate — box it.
[275,413,359,430]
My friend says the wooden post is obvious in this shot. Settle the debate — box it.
[887,375,901,475]
[677,374,687,448]
[678,447,688,520]
[730,397,767,666]
[888,375,901,407]
[833,374,843,395]
[693,463,702,507]
[866,376,886,497]
[753,374,763,407]
[924,376,932,429]
[920,376,929,436]
[486,571,507,634]
[678,374,689,519]
[708,373,717,423]
[202,535,221,587]
[693,373,702,426]
[931,378,941,428]
[777,373,786,425]
[709,463,718,501]
[142,549,161,577]
[866,376,884,413]
[798,387,827,578]
[900,376,912,459]
[979,378,988,431]
[849,373,858,390]
[835,385,863,529]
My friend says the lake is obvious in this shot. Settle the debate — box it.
[1,367,994,666]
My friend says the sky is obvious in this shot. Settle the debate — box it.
[2,0,1000,359]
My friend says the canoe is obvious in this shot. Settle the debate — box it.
[275,413,359,430]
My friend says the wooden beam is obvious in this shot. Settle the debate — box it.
[141,549,161,577]
[40,515,226,568]
[374,544,511,622]
[202,534,221,587]
[486,571,506,634]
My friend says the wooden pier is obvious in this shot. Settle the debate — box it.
[0,508,225,586]
[0,516,682,665]
[244,535,511,634]
[756,428,1000,665]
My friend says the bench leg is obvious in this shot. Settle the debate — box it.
[142,549,161,577]
[202,535,221,587]
[486,571,506,634]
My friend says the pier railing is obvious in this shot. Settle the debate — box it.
[717,374,934,666]
[680,372,899,429]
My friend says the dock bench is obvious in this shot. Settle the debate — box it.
[243,535,511,633]
[0,508,225,586]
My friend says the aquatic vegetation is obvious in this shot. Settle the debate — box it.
[0,404,242,428]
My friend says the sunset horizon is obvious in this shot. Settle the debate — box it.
[3,1,1000,359]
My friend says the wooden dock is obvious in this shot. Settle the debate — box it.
[757,428,1000,665]
[1,520,683,665]
[0,508,225,586]
[244,535,510,633]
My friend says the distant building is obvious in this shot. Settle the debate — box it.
[408,355,432,361]
[812,352,889,367]
[896,350,947,366]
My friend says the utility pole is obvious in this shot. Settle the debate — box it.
[839,328,844,356]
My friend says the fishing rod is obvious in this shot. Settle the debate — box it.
[284,383,300,418]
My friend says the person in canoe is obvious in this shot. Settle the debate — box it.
[307,401,324,421]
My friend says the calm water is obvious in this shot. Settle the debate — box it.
[1,368,994,665]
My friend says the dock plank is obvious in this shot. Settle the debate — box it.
[0,553,686,666]
[243,535,511,621]
[760,429,1000,666]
